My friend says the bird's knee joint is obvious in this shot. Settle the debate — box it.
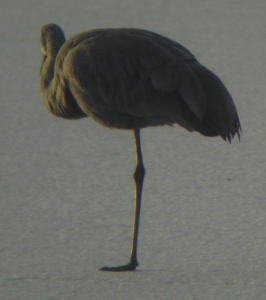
[134,163,145,182]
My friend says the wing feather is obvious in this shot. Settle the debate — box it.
[59,28,239,137]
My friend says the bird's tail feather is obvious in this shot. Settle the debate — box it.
[189,64,241,142]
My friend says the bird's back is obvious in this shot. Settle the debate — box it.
[54,28,240,141]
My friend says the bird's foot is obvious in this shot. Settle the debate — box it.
[99,261,138,272]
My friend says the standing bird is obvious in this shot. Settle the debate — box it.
[40,23,241,272]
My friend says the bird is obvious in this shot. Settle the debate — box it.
[40,23,241,272]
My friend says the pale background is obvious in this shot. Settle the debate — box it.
[1,0,266,299]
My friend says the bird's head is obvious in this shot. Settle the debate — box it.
[40,23,66,57]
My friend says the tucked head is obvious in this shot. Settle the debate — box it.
[40,23,65,56]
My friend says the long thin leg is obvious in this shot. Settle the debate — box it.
[100,129,145,271]
[129,128,145,267]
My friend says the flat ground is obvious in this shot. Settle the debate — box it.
[1,0,266,299]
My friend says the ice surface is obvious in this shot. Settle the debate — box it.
[1,0,266,299]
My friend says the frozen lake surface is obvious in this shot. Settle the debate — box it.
[1,0,266,299]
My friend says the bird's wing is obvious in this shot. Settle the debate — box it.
[62,30,207,128]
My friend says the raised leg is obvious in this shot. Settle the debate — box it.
[100,129,145,272]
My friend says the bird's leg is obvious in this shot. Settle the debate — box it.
[100,129,145,272]
[128,128,145,267]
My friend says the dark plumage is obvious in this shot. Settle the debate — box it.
[40,23,241,272]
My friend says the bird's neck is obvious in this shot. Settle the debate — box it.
[39,51,87,120]
[40,53,62,117]
[40,55,56,91]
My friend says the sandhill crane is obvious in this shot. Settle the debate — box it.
[40,23,241,271]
